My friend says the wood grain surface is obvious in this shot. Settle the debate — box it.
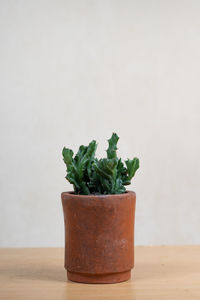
[0,246,199,300]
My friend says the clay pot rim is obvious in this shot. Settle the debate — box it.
[61,190,135,200]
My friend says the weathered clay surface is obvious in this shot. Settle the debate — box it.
[61,191,136,284]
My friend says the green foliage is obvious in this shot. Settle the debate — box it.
[62,133,139,195]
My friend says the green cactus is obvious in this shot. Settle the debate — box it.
[62,133,139,195]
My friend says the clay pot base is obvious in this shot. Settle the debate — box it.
[67,270,131,284]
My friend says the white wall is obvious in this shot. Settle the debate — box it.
[0,0,200,247]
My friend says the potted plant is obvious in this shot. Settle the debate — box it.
[61,133,139,283]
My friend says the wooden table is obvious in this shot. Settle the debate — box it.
[0,246,199,300]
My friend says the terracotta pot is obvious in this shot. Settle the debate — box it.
[61,191,136,284]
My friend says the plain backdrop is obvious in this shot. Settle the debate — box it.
[0,0,200,247]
